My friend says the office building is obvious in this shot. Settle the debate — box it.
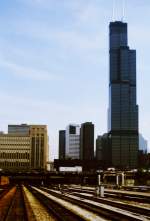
[108,21,139,168]
[0,134,30,171]
[8,124,30,135]
[65,124,80,159]
[59,130,66,160]
[80,122,94,160]
[0,124,48,171]
[29,125,48,170]
[96,134,111,168]
[96,136,102,161]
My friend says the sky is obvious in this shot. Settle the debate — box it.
[0,0,150,159]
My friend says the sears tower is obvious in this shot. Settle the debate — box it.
[108,21,139,168]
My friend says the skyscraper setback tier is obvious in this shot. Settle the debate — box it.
[108,21,139,168]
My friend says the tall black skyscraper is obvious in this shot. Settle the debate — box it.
[59,130,66,160]
[108,21,139,168]
[80,122,94,160]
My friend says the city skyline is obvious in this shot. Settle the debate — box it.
[0,0,150,159]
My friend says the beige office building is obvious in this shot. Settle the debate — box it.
[29,125,48,170]
[0,124,48,171]
[0,134,31,171]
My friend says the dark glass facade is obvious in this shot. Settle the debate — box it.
[69,126,76,134]
[59,130,66,160]
[96,136,103,161]
[80,122,94,160]
[108,21,139,168]
[96,134,111,168]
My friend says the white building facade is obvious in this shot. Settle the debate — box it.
[65,124,80,159]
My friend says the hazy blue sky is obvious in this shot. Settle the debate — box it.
[0,0,150,159]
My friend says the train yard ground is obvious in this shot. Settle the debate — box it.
[0,184,149,221]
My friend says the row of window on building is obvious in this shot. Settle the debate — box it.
[0,152,30,159]
[0,161,30,168]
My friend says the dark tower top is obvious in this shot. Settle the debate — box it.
[109,21,128,49]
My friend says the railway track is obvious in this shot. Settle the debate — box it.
[0,185,33,221]
[3,185,28,221]
[0,185,58,221]
[0,184,149,221]
[32,186,148,221]
[0,186,17,220]
[61,189,150,217]
[0,187,12,200]
[68,186,150,204]
[29,185,96,221]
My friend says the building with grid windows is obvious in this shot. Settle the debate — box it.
[108,21,139,168]
[0,124,48,171]
[0,134,31,171]
[65,124,80,159]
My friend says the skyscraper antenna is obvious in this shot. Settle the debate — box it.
[112,0,116,21]
[122,0,125,21]
[112,0,125,22]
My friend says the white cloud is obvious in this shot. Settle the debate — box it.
[0,59,61,81]
[13,19,104,50]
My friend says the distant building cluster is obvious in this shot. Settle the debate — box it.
[0,124,48,171]
[59,122,94,161]
[57,21,149,170]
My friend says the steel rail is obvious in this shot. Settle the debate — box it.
[40,187,145,221]
[28,186,85,221]
[67,191,150,217]
[3,185,28,221]
[69,187,150,204]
